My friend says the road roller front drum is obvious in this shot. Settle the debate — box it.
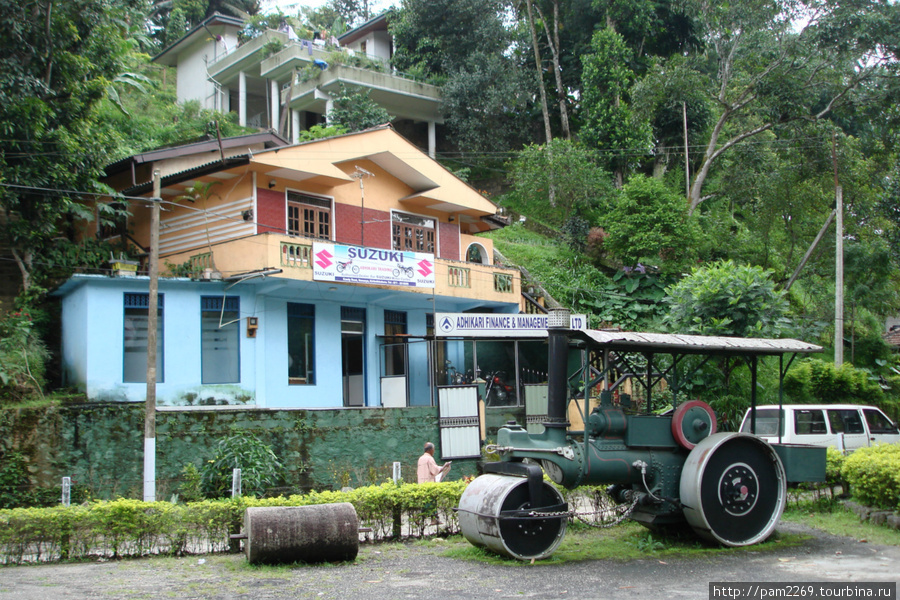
[458,473,568,561]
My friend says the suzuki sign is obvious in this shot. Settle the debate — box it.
[313,242,435,288]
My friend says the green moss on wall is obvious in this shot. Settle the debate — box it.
[0,404,480,500]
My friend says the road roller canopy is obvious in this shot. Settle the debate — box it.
[568,330,822,358]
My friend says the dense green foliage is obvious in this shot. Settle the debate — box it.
[664,260,789,338]
[327,84,391,132]
[0,311,49,403]
[841,444,900,510]
[602,175,699,270]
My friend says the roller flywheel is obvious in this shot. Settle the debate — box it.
[671,400,717,449]
[458,474,567,560]
[680,432,786,546]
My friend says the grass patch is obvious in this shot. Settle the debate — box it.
[1,390,87,409]
[441,522,808,565]
[783,502,900,547]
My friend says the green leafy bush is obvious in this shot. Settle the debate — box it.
[0,310,50,402]
[200,432,289,499]
[783,358,884,404]
[0,481,469,564]
[841,444,900,510]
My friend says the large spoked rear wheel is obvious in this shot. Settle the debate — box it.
[680,432,786,546]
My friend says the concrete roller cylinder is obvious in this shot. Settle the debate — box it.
[243,503,359,565]
[458,473,567,560]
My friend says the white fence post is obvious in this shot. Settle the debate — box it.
[232,468,242,498]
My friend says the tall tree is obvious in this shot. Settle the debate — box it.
[0,0,136,292]
[580,28,652,186]
[390,0,511,76]
[390,0,535,152]
[676,0,900,213]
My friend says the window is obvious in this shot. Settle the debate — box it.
[864,409,899,434]
[287,303,315,384]
[123,293,164,383]
[383,310,407,377]
[466,243,488,264]
[795,409,827,435]
[392,212,435,253]
[287,191,331,240]
[201,296,240,384]
[827,409,865,434]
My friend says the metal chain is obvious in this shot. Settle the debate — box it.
[571,494,640,529]
[506,494,640,529]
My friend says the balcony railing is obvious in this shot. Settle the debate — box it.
[281,242,311,268]
[448,266,470,288]
[188,252,213,278]
[494,273,514,293]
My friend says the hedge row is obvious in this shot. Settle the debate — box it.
[841,444,900,510]
[0,481,467,565]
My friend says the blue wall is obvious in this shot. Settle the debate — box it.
[56,275,519,409]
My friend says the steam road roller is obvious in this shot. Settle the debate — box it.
[457,321,826,560]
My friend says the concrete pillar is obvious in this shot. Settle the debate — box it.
[292,109,301,144]
[325,99,334,124]
[428,121,436,158]
[238,71,247,127]
[270,80,280,130]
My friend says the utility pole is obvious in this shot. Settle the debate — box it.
[351,166,373,247]
[833,132,843,366]
[835,185,844,366]
[144,170,161,502]
[683,102,690,200]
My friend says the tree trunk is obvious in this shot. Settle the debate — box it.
[524,0,552,144]
[11,247,33,293]
[534,1,570,139]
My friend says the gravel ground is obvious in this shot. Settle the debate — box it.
[1,522,897,600]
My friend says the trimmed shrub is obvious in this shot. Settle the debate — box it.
[841,444,900,510]
[0,481,468,565]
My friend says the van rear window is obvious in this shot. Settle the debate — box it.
[740,409,783,436]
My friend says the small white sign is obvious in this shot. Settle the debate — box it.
[312,242,435,288]
[435,313,588,338]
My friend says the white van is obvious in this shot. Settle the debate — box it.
[739,404,900,452]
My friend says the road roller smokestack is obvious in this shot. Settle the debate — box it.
[544,309,571,432]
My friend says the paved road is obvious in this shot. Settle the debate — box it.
[1,522,897,600]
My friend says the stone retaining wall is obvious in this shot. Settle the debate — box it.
[0,403,473,499]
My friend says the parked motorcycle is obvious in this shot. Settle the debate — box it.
[484,371,514,406]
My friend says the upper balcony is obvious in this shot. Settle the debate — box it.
[279,64,443,124]
[163,233,520,309]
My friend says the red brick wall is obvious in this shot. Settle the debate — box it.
[335,203,390,248]
[439,221,459,261]
[256,188,285,235]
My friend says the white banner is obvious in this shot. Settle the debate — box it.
[312,242,435,288]
[435,313,589,338]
